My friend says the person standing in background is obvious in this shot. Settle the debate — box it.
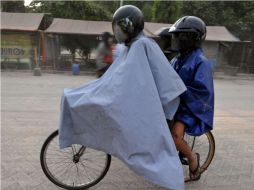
[96,32,115,77]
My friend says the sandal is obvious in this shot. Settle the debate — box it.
[189,153,201,181]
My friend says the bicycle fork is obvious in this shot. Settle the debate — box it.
[73,146,86,163]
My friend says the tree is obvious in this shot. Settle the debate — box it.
[93,1,120,15]
[60,34,98,62]
[27,1,112,62]
[1,0,25,12]
[151,0,182,23]
[29,0,111,21]
[94,1,154,22]
[26,1,254,63]
[180,1,254,42]
[181,1,254,61]
[141,2,153,21]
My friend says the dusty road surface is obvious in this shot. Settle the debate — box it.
[2,72,254,190]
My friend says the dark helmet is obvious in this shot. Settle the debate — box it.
[112,5,144,38]
[169,16,206,41]
[156,27,172,51]
[169,16,206,52]
[157,27,172,37]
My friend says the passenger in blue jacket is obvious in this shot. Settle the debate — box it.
[169,16,214,181]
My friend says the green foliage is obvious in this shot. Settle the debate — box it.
[180,1,254,42]
[29,0,111,21]
[122,1,154,21]
[24,0,254,54]
[5,0,254,43]
[142,3,153,21]
[60,34,98,61]
[151,0,182,23]
[93,1,120,15]
[1,0,25,12]
[27,0,112,59]
[93,1,154,21]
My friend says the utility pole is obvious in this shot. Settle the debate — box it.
[120,0,123,7]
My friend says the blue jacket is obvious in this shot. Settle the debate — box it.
[171,48,214,136]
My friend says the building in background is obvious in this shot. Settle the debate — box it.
[1,12,52,69]
[1,12,252,73]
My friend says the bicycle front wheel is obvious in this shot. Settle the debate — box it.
[40,130,111,190]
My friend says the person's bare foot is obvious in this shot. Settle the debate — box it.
[189,152,198,171]
[189,153,201,181]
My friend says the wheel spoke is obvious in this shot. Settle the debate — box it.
[80,162,95,182]
[40,131,111,189]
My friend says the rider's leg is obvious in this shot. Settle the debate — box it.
[170,121,198,173]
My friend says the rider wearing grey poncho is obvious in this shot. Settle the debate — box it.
[59,5,186,190]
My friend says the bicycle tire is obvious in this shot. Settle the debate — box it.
[199,131,215,173]
[40,130,111,190]
[183,131,215,181]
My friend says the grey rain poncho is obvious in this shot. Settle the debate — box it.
[59,33,187,190]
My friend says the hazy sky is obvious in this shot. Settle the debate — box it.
[24,0,33,6]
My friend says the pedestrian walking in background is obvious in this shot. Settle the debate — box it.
[96,32,115,77]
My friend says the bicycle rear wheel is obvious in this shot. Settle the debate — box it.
[182,131,215,181]
[40,130,111,190]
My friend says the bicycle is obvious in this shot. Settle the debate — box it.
[40,130,215,190]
